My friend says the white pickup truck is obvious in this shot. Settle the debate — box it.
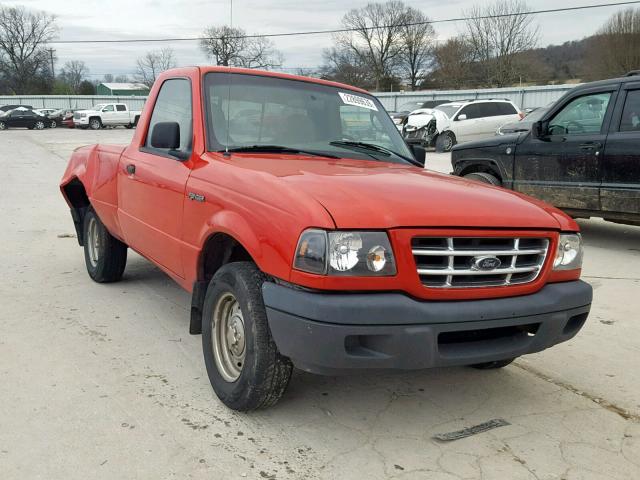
[73,103,142,130]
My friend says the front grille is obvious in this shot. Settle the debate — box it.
[412,236,549,288]
[73,112,81,119]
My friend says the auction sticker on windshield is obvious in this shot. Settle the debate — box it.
[339,92,378,111]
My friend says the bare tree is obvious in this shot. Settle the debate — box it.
[135,47,176,87]
[0,6,57,94]
[114,74,130,83]
[59,60,89,93]
[398,7,435,90]
[320,47,374,89]
[102,73,114,83]
[426,37,478,88]
[587,8,640,79]
[200,26,282,69]
[464,0,539,86]
[336,1,407,90]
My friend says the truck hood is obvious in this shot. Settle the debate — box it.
[452,133,523,151]
[220,155,564,230]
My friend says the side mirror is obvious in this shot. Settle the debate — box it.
[151,122,180,150]
[456,114,467,121]
[408,143,426,167]
[531,120,543,138]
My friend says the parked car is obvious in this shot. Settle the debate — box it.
[33,108,58,117]
[405,99,523,151]
[0,104,33,113]
[497,106,550,135]
[0,109,48,130]
[389,100,454,130]
[60,66,591,411]
[48,109,75,128]
[73,103,141,130]
[452,72,640,227]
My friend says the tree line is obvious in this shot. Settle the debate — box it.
[1,1,639,96]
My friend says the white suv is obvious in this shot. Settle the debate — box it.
[404,99,523,151]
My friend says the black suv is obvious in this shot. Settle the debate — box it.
[452,73,640,226]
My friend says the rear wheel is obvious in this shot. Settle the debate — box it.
[0,121,6,130]
[202,262,293,411]
[470,358,516,369]
[89,118,102,130]
[83,208,127,283]
[464,172,501,186]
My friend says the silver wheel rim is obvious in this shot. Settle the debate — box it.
[36,121,44,129]
[87,217,101,268]
[51,121,57,128]
[444,134,453,150]
[91,120,100,129]
[0,123,5,130]
[212,293,246,382]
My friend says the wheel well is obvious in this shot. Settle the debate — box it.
[190,232,254,335]
[61,178,90,245]
[459,163,501,181]
[199,232,253,283]
[89,116,101,123]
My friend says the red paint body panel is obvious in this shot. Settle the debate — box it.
[60,66,581,299]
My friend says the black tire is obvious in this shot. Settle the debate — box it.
[435,131,456,152]
[202,262,293,411]
[0,121,6,130]
[470,358,516,369]
[464,171,502,186]
[89,118,102,130]
[50,121,57,128]
[125,123,133,129]
[82,208,127,283]
[34,120,45,130]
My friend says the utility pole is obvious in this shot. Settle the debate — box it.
[47,48,55,78]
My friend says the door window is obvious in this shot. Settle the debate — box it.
[145,78,193,154]
[458,104,481,120]
[116,104,127,112]
[620,90,640,132]
[103,105,115,112]
[548,92,611,135]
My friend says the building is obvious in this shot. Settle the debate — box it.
[96,82,150,97]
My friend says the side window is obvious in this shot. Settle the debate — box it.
[496,103,518,115]
[145,78,193,154]
[116,104,126,112]
[458,105,476,120]
[620,90,640,132]
[103,105,114,112]
[477,103,499,118]
[548,92,611,135]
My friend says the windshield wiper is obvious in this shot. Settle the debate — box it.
[222,145,340,159]
[329,140,421,167]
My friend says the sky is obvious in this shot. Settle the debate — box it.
[3,0,627,80]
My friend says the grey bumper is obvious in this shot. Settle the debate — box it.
[262,281,592,375]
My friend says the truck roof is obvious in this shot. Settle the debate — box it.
[174,66,371,95]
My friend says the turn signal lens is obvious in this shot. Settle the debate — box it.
[366,246,387,272]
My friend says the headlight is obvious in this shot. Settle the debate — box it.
[80,113,87,118]
[553,233,583,270]
[294,229,396,276]
[392,117,403,125]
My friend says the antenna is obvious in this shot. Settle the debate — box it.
[224,0,233,156]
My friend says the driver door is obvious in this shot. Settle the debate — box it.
[101,104,116,125]
[513,88,617,212]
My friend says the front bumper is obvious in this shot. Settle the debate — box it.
[263,281,592,375]
[74,117,88,126]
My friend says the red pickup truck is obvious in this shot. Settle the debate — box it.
[60,67,592,411]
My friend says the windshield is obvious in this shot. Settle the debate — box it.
[522,108,547,122]
[434,104,461,119]
[204,72,413,164]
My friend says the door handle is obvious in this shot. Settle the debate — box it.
[579,142,602,150]
[126,164,136,175]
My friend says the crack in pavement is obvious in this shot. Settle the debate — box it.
[514,362,640,423]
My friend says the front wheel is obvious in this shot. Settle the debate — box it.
[470,358,516,369]
[34,120,45,130]
[202,262,293,411]
[435,131,456,152]
[83,208,127,282]
[464,172,502,186]
[89,118,102,130]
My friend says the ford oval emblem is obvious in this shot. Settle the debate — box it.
[472,256,502,271]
